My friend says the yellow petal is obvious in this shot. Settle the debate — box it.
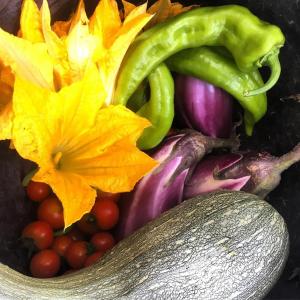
[123,2,148,24]
[121,0,137,18]
[0,28,54,90]
[12,64,105,165]
[41,0,67,64]
[59,105,158,192]
[90,0,122,48]
[69,0,86,31]
[33,168,96,228]
[66,10,98,81]
[20,0,44,43]
[98,11,152,105]
[46,64,106,145]
[68,139,157,193]
[12,77,53,165]
[40,0,71,89]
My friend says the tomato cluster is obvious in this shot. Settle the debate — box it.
[22,181,119,278]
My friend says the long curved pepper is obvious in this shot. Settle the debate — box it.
[114,5,285,105]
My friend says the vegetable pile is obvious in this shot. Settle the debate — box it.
[0,0,298,279]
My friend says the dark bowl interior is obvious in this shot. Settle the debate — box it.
[0,0,299,298]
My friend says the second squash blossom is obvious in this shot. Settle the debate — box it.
[0,0,153,140]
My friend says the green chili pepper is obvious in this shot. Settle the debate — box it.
[114,5,285,105]
[166,46,267,135]
[127,80,148,112]
[135,63,174,150]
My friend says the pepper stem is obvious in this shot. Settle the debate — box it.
[244,53,281,97]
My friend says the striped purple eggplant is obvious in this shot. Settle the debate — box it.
[116,130,238,240]
[221,144,300,198]
[185,143,300,199]
[183,153,251,199]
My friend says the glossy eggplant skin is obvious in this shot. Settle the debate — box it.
[183,153,250,199]
[175,75,233,138]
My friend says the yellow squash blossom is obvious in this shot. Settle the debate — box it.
[122,0,194,27]
[12,66,157,227]
[0,0,152,139]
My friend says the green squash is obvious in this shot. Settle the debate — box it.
[0,191,289,299]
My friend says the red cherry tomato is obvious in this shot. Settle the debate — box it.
[22,221,53,250]
[30,249,60,278]
[77,213,99,235]
[90,232,115,252]
[96,191,120,202]
[52,235,72,257]
[67,227,86,241]
[91,200,119,230]
[65,241,89,269]
[84,251,104,267]
[37,196,64,229]
[26,181,51,202]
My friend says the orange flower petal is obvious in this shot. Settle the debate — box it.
[121,0,137,19]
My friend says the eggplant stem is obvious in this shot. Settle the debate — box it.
[210,134,240,152]
[244,52,281,97]
[275,143,300,173]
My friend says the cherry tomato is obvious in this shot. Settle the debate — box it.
[90,232,115,252]
[77,213,99,235]
[67,227,86,241]
[84,251,104,267]
[91,200,119,230]
[22,221,53,250]
[26,181,51,202]
[65,241,89,269]
[37,196,64,229]
[52,235,72,257]
[96,191,120,202]
[30,249,60,278]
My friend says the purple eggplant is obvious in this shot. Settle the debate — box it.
[116,130,238,240]
[184,143,300,200]
[175,75,233,138]
[183,154,251,199]
[220,144,300,198]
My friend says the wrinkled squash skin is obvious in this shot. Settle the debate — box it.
[0,191,289,300]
